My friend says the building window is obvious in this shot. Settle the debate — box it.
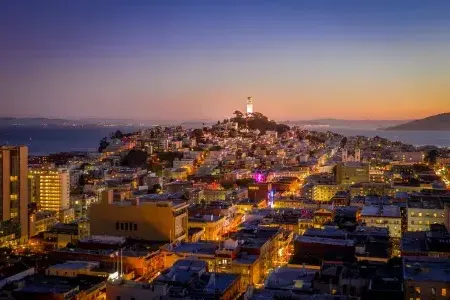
[415,287,421,294]
[443,288,447,296]
[134,223,137,231]
[120,223,124,231]
[431,288,435,295]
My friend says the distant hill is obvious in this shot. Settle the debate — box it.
[285,119,406,129]
[384,113,450,131]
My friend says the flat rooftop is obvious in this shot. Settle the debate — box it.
[172,242,219,256]
[265,267,316,291]
[14,274,106,295]
[114,196,188,208]
[189,215,224,223]
[407,198,443,209]
[295,236,355,247]
[202,273,240,294]
[360,205,401,218]
[233,255,259,265]
[80,235,126,245]
[49,261,99,271]
[403,257,450,282]
[304,228,347,239]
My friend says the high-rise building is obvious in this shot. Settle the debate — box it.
[0,146,29,240]
[29,167,70,212]
[246,96,253,115]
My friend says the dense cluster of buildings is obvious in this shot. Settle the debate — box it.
[1,110,450,299]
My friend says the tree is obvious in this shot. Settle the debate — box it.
[233,110,244,119]
[121,150,148,168]
[98,137,110,153]
[425,149,438,165]
[150,183,162,193]
[110,130,124,140]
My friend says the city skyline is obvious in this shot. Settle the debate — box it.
[1,0,450,120]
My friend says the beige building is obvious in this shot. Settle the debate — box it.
[89,196,189,242]
[407,199,445,232]
[29,167,70,212]
[312,184,346,201]
[0,146,29,240]
[29,210,58,237]
[188,215,226,241]
[361,205,402,238]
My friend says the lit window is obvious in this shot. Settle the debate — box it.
[443,288,447,296]
[415,287,421,294]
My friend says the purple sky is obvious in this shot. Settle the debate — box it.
[1,0,450,120]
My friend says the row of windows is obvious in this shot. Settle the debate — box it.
[411,287,446,297]
[410,220,440,225]
[115,222,138,231]
[410,212,443,218]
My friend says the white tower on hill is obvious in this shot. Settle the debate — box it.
[246,96,253,115]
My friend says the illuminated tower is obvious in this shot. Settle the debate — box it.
[0,146,29,239]
[246,96,253,115]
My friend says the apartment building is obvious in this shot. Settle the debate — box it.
[360,205,402,238]
[407,198,445,232]
[29,167,70,212]
[89,195,189,242]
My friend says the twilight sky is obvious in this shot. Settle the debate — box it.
[1,0,450,121]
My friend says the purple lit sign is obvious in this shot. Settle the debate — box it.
[253,173,265,183]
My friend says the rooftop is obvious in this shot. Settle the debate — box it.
[171,242,219,256]
[80,235,126,245]
[189,214,224,223]
[403,257,450,282]
[407,198,443,209]
[0,263,33,281]
[265,267,316,291]
[48,261,100,271]
[115,196,188,208]
[233,254,259,265]
[13,274,106,296]
[303,227,347,239]
[360,205,401,218]
[295,236,355,247]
